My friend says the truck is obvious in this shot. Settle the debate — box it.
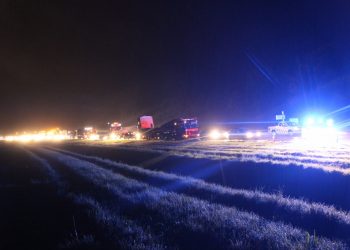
[105,117,150,140]
[110,122,122,132]
[108,121,123,139]
[107,121,140,140]
[145,118,200,140]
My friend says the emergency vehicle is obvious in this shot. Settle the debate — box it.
[268,111,300,136]
[268,121,300,136]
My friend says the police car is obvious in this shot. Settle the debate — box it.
[268,121,300,136]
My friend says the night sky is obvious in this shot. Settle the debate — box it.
[1,1,350,132]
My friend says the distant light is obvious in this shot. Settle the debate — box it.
[301,127,339,145]
[306,117,315,126]
[110,133,118,140]
[135,132,142,140]
[5,136,15,142]
[317,118,324,124]
[246,132,253,138]
[88,134,99,140]
[209,130,221,140]
[326,119,334,127]
[3,129,70,143]
[223,131,230,139]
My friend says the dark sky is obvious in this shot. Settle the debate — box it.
[1,0,350,132]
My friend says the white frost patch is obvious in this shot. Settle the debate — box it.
[23,149,61,184]
[50,147,350,226]
[36,148,346,249]
[70,194,165,250]
[92,140,350,175]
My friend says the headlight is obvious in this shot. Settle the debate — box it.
[222,131,230,139]
[110,133,118,140]
[306,117,315,126]
[246,132,253,138]
[209,130,221,140]
[302,127,339,143]
[89,134,100,140]
[255,131,262,137]
[326,119,334,127]
[135,132,142,140]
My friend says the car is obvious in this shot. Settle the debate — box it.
[268,122,300,137]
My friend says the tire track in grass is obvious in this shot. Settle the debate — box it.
[0,145,77,250]
[57,143,350,212]
[23,148,63,186]
[26,148,166,250]
[133,147,350,174]
[48,147,350,244]
[70,140,350,172]
[68,193,166,250]
[36,147,346,250]
[115,142,350,174]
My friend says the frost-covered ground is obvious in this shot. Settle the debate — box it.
[28,146,349,249]
[89,138,350,174]
[3,139,350,249]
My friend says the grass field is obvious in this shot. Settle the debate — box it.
[1,139,350,249]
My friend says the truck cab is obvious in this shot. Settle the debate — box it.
[138,116,154,131]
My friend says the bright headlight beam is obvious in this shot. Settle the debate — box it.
[135,132,142,140]
[317,118,324,124]
[246,132,253,138]
[209,130,221,140]
[88,134,100,140]
[306,117,315,126]
[326,119,334,127]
